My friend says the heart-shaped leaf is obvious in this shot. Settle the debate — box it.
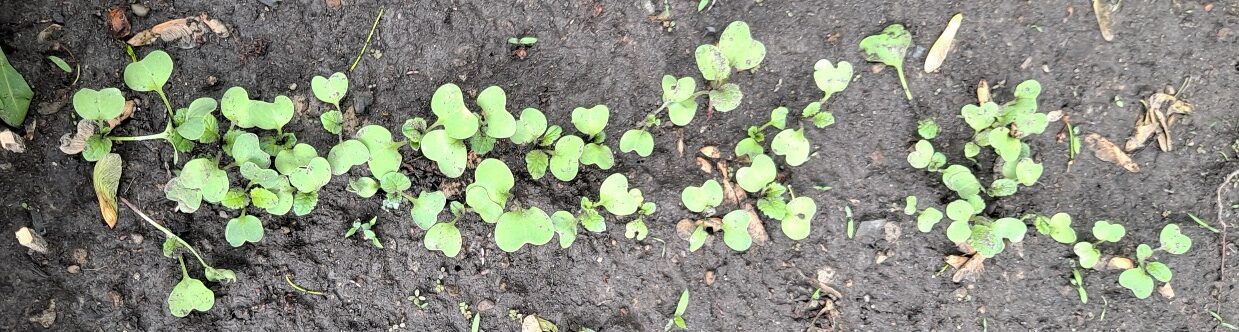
[1119,267,1154,299]
[681,179,724,213]
[946,220,972,243]
[662,75,696,103]
[494,207,555,252]
[410,191,446,230]
[571,105,609,137]
[1035,213,1077,244]
[348,177,379,198]
[225,215,264,247]
[988,127,1022,163]
[230,132,270,168]
[421,129,467,178]
[477,86,516,139]
[969,224,1005,258]
[1092,220,1126,243]
[961,102,999,131]
[424,222,462,257]
[708,83,743,112]
[431,83,479,140]
[167,272,214,317]
[945,199,974,222]
[288,157,331,193]
[580,143,614,169]
[813,59,853,100]
[379,172,412,193]
[721,210,753,251]
[1074,242,1101,268]
[327,139,370,175]
[737,154,777,192]
[771,128,810,166]
[619,129,654,157]
[73,88,126,121]
[906,140,934,169]
[859,24,912,99]
[734,137,765,159]
[598,173,643,216]
[1159,224,1191,254]
[220,87,293,131]
[1145,261,1173,282]
[781,196,816,240]
[988,178,1019,197]
[991,217,1027,242]
[510,108,547,145]
[173,97,219,142]
[310,72,348,107]
[1015,158,1043,186]
[275,143,319,175]
[0,49,34,127]
[124,50,172,92]
[551,211,578,248]
[941,165,982,197]
[718,21,766,71]
[694,44,730,82]
[917,207,943,233]
[550,135,584,181]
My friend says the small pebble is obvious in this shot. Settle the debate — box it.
[289,83,297,91]
[131,4,150,17]
[130,234,144,245]
[67,265,80,274]
[704,270,715,286]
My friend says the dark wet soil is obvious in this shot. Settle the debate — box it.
[3,1,1239,331]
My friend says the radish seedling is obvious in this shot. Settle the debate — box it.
[221,86,294,133]
[681,179,724,214]
[311,72,348,137]
[859,24,913,100]
[0,47,33,127]
[466,158,515,223]
[1118,224,1192,298]
[664,288,690,331]
[410,84,518,177]
[619,114,658,157]
[551,210,578,248]
[695,21,764,113]
[124,199,235,318]
[424,201,464,257]
[1073,220,1126,269]
[625,202,656,241]
[345,216,384,248]
[576,173,646,233]
[571,104,615,170]
[494,206,555,252]
[1033,213,1077,244]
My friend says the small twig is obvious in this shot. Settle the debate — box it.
[284,274,326,296]
[1215,168,1238,317]
[349,6,385,72]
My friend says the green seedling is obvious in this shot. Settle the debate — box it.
[411,84,518,177]
[905,140,946,171]
[1034,213,1077,244]
[721,209,753,251]
[619,112,659,157]
[736,154,777,192]
[625,202,656,241]
[408,289,429,309]
[221,86,294,133]
[904,196,918,215]
[739,100,838,166]
[494,206,555,252]
[466,158,515,223]
[594,173,645,216]
[694,21,764,113]
[311,72,348,137]
[345,216,384,248]
[1071,268,1088,304]
[681,179,724,214]
[122,199,235,317]
[225,215,263,247]
[1210,311,1239,330]
[508,36,538,45]
[551,210,578,248]
[845,205,855,239]
[163,158,230,214]
[424,201,464,257]
[659,75,701,126]
[1188,213,1221,233]
[859,24,913,100]
[571,104,615,170]
[1073,220,1127,268]
[47,55,72,73]
[813,59,852,103]
[0,47,34,127]
[917,118,939,140]
[1119,224,1192,299]
[664,288,690,331]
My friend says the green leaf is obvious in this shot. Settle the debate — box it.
[688,225,708,252]
[1074,242,1101,268]
[813,59,852,100]
[250,187,278,209]
[771,128,810,166]
[1015,158,1043,186]
[431,83,479,140]
[988,178,1019,197]
[173,97,219,142]
[225,215,264,247]
[473,158,515,195]
[812,110,834,128]
[478,86,516,139]
[946,220,971,243]
[1092,220,1126,243]
[1137,243,1154,262]
[969,224,1005,258]
[661,75,696,103]
[992,217,1027,242]
[540,125,563,147]
[1119,267,1155,299]
[674,288,691,316]
[580,143,615,169]
[694,44,730,81]
[424,222,462,257]
[917,118,939,140]
[327,139,370,175]
[598,173,643,216]
[734,138,765,159]
[320,110,343,135]
[988,127,1022,163]
[903,196,918,215]
[550,135,584,181]
[0,48,34,127]
[167,272,214,317]
[379,172,412,193]
[718,21,766,71]
[221,188,250,210]
[961,102,999,132]
[858,24,912,100]
[123,50,172,92]
[756,196,787,220]
[721,210,753,251]
[571,105,609,137]
[525,149,550,180]
[781,196,816,240]
[220,87,294,131]
[73,88,127,121]
[266,187,295,216]
[579,203,606,233]
[1146,261,1173,282]
[409,191,446,230]
[917,207,943,233]
[668,99,699,127]
[945,200,974,222]
[1159,224,1192,254]
[288,157,331,193]
[511,108,547,145]
[275,143,319,175]
[941,165,982,197]
[906,140,934,169]
[420,129,468,178]
[293,191,318,216]
[1014,112,1049,136]
[736,154,777,192]
[619,129,655,157]
[681,180,724,213]
[494,207,555,252]
[164,178,203,213]
[708,83,743,112]
[625,219,649,241]
[310,72,348,107]
[82,135,113,162]
[1036,213,1077,244]
[551,210,578,248]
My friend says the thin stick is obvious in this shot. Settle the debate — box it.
[284,274,326,295]
[1215,168,1238,316]
[349,6,385,72]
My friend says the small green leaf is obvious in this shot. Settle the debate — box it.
[969,224,1005,257]
[1159,224,1192,254]
[917,207,943,233]
[72,88,127,121]
[173,97,219,142]
[858,24,913,100]
[571,105,609,137]
[1119,267,1154,299]
[525,149,550,180]
[942,165,982,197]
[550,135,584,181]
[813,59,852,100]
[225,215,264,247]
[494,207,555,252]
[988,127,1022,163]
[1092,220,1126,243]
[424,222,462,257]
[250,187,278,209]
[310,72,348,107]
[167,270,214,317]
[771,128,810,167]
[47,55,72,73]
[551,211,578,248]
[320,110,343,135]
[737,154,777,192]
[409,191,447,230]
[946,220,971,243]
[580,143,615,170]
[275,143,319,175]
[478,86,516,139]
[0,49,34,127]
[379,172,412,193]
[734,137,765,159]
[708,83,743,112]
[1145,261,1172,282]
[511,108,547,145]
[694,44,730,81]
[625,219,649,241]
[431,83,479,140]
[598,173,643,216]
[718,21,766,71]
[781,196,816,240]
[961,102,999,132]
[1036,213,1077,244]
[420,129,467,178]
[220,86,294,131]
[988,178,1019,197]
[680,180,724,213]
[917,118,939,140]
[991,217,1027,242]
[293,191,318,216]
[688,225,707,252]
[123,50,172,92]
[906,140,934,169]
[1136,243,1153,262]
[1074,242,1101,268]
[1015,158,1043,186]
[721,210,753,251]
[288,157,331,193]
[619,129,654,157]
[327,139,370,175]
[221,188,250,210]
[903,196,918,216]
[945,200,975,222]
[662,75,697,104]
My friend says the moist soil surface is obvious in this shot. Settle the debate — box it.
[3,1,1239,331]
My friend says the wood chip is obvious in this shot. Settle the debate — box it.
[1085,133,1140,172]
[16,227,49,254]
[924,13,963,73]
[1092,0,1115,41]
[1157,282,1175,299]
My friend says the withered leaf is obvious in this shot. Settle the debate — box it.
[924,13,963,73]
[951,255,986,283]
[93,153,123,228]
[743,203,769,246]
[1092,0,1115,41]
[59,119,97,154]
[107,7,131,39]
[0,129,24,153]
[107,100,136,129]
[127,14,231,49]
[1086,133,1140,172]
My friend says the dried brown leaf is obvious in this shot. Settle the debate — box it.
[325,0,342,10]
[924,13,963,73]
[699,145,721,158]
[1,130,24,153]
[1124,110,1158,152]
[1092,0,1115,41]
[1157,282,1175,299]
[1085,133,1140,172]
[107,7,131,39]
[944,255,969,269]
[951,255,985,283]
[675,218,698,240]
[695,157,713,174]
[1107,256,1134,270]
[93,153,123,228]
[127,14,230,49]
[59,119,96,154]
[107,100,136,129]
[976,80,990,104]
[743,204,769,246]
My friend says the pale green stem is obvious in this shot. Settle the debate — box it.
[896,66,912,100]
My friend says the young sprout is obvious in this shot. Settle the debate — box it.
[424,201,464,257]
[681,179,724,214]
[1118,224,1192,299]
[1073,220,1127,269]
[465,158,515,223]
[859,24,913,100]
[625,202,656,241]
[735,154,777,192]
[571,104,615,170]
[694,21,764,113]
[507,36,538,45]
[122,198,235,317]
[345,217,384,248]
[664,288,690,331]
[311,72,348,137]
[551,210,578,248]
[1033,213,1077,244]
